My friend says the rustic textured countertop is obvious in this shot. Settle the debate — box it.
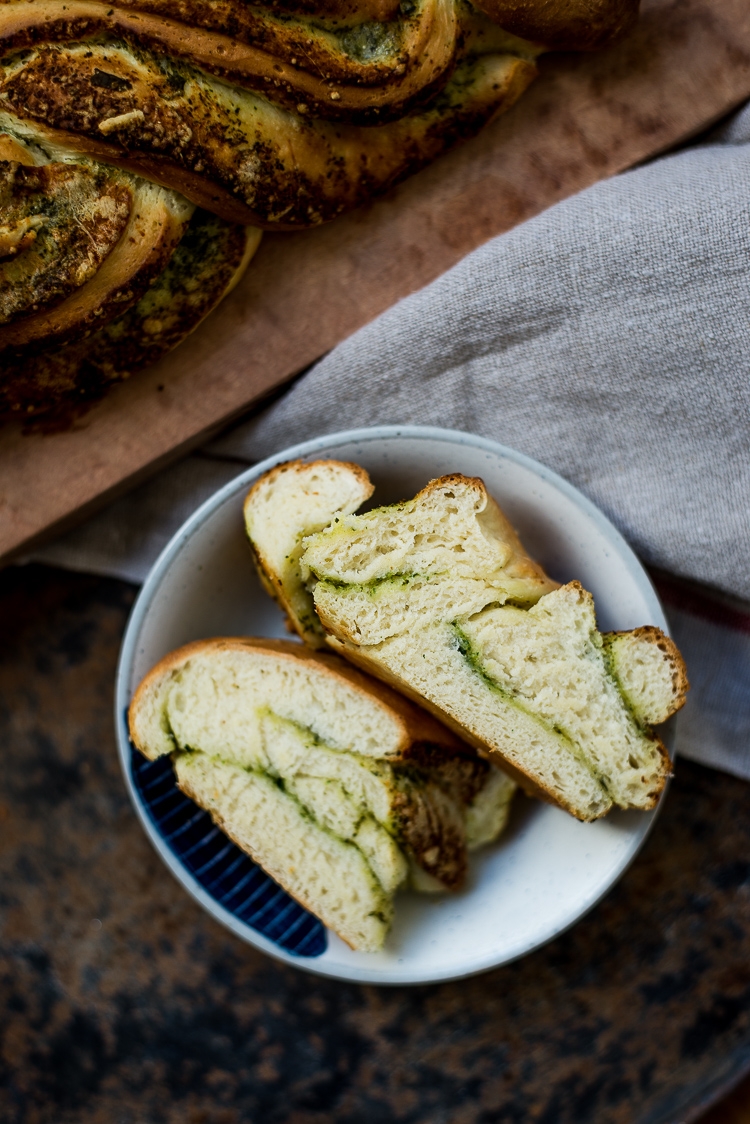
[2,563,750,1124]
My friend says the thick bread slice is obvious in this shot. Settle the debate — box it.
[604,627,689,724]
[304,473,555,589]
[129,637,469,763]
[457,585,674,810]
[129,636,515,949]
[304,473,559,645]
[246,463,558,646]
[309,490,560,645]
[326,622,615,820]
[244,460,374,648]
[309,539,686,819]
[174,752,393,952]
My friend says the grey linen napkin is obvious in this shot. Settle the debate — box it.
[30,102,750,779]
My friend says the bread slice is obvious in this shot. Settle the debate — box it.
[129,637,515,950]
[244,460,374,648]
[244,461,689,821]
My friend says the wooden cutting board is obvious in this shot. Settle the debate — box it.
[2,0,750,565]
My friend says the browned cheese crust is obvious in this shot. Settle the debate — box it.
[0,44,537,227]
[0,209,258,419]
[0,159,132,325]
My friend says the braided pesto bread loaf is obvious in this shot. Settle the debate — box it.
[0,0,639,227]
[0,125,260,418]
[0,0,636,416]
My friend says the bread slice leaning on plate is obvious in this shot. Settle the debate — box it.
[129,637,516,952]
[244,461,689,822]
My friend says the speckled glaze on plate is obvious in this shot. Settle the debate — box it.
[115,425,676,985]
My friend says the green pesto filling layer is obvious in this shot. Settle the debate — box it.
[451,623,610,794]
[170,710,404,895]
[310,569,438,594]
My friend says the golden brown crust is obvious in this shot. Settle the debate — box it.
[0,132,33,163]
[0,0,631,131]
[604,624,690,717]
[0,177,191,353]
[245,458,374,508]
[471,0,639,50]
[0,212,260,420]
[128,636,471,760]
[0,48,537,228]
[0,160,133,325]
[0,0,460,125]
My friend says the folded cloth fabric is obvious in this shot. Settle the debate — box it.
[28,102,750,779]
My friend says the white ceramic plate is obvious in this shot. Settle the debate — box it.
[115,425,674,985]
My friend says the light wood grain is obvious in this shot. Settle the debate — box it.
[1,0,750,564]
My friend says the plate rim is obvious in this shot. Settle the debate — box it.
[115,423,673,985]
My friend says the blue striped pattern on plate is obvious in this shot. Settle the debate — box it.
[130,746,326,957]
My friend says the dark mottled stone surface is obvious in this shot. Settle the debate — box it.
[2,564,750,1124]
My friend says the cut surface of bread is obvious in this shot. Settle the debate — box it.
[244,459,374,647]
[175,751,394,952]
[305,473,560,644]
[129,637,516,950]
[245,461,688,821]
[604,627,689,725]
